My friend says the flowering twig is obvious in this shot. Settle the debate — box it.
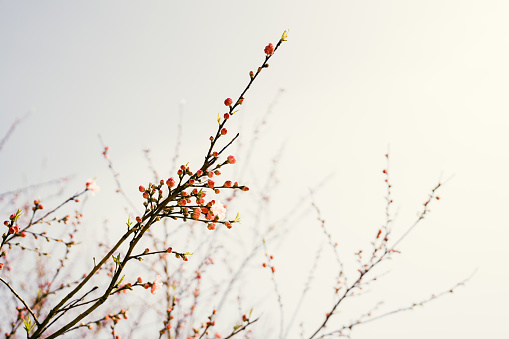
[25,31,288,339]
[0,277,40,326]
[314,271,474,338]
[98,135,141,214]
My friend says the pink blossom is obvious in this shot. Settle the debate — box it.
[211,201,226,220]
[85,179,99,192]
[192,208,201,220]
[151,275,162,295]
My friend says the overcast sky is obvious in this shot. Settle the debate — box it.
[1,1,508,338]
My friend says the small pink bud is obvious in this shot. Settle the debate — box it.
[208,180,215,189]
[166,247,173,253]
[224,98,233,106]
[139,186,145,192]
[224,113,230,119]
[221,128,227,135]
[137,277,143,283]
[227,155,236,164]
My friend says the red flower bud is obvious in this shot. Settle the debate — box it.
[208,180,215,189]
[166,178,176,187]
[264,43,274,55]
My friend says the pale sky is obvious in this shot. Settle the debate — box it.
[1,1,508,338]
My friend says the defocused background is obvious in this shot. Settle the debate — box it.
[1,1,508,338]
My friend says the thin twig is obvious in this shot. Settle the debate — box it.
[0,277,40,325]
